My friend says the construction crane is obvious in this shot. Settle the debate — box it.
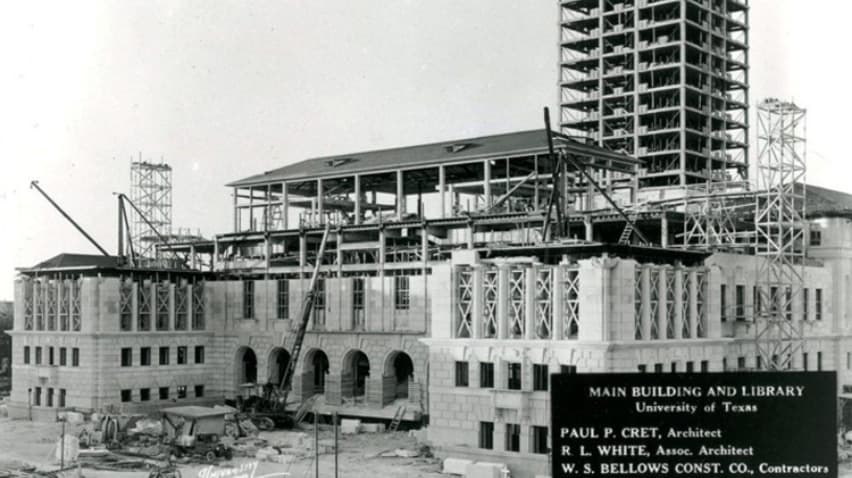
[238,225,332,429]
[30,181,110,257]
[539,107,649,244]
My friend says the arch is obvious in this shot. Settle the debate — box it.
[234,346,258,388]
[342,349,370,398]
[384,350,414,399]
[303,349,329,393]
[267,347,291,386]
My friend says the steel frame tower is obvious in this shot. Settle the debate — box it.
[559,0,750,189]
[753,99,806,370]
[130,160,173,259]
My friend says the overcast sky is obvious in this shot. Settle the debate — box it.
[0,1,848,301]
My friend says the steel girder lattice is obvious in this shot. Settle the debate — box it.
[754,99,807,371]
[130,161,173,259]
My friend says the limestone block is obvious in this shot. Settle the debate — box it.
[360,422,385,433]
[442,457,474,475]
[340,418,361,435]
[464,462,505,478]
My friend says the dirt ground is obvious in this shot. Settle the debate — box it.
[0,417,445,478]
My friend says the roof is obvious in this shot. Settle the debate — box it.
[30,254,120,270]
[227,129,639,187]
[804,183,852,218]
[161,406,231,419]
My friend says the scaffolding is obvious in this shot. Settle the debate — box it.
[753,99,807,370]
[130,160,173,259]
[681,181,753,250]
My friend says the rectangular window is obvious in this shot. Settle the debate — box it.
[195,385,205,398]
[24,346,30,364]
[159,387,169,400]
[686,362,694,372]
[195,346,205,364]
[48,347,54,366]
[720,284,727,322]
[156,283,170,330]
[243,281,254,319]
[810,229,822,246]
[654,363,663,373]
[276,279,289,319]
[722,357,728,371]
[59,347,67,366]
[818,351,823,371]
[803,352,809,371]
[507,362,522,390]
[737,356,746,370]
[352,278,365,330]
[756,355,762,370]
[637,364,646,373]
[72,348,79,367]
[140,347,151,366]
[177,385,187,399]
[670,362,677,373]
[815,289,823,321]
[138,283,151,331]
[735,285,745,321]
[700,360,709,372]
[394,276,410,310]
[785,287,792,320]
[532,426,549,454]
[58,389,66,408]
[479,362,494,388]
[47,388,54,407]
[159,347,170,365]
[533,364,549,391]
[33,387,41,406]
[313,279,326,328]
[753,286,761,316]
[140,388,150,401]
[479,421,494,450]
[177,346,187,365]
[505,424,521,452]
[121,389,132,402]
[121,348,132,367]
[35,347,42,365]
[560,365,577,374]
[454,361,469,387]
[803,288,809,321]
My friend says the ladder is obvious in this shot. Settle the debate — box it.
[293,395,317,425]
[388,405,406,432]
[618,221,634,244]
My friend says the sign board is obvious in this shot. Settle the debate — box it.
[551,372,837,477]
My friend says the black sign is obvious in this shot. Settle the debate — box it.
[551,372,837,477]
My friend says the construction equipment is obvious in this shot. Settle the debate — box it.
[539,108,648,244]
[30,181,110,257]
[388,405,406,432]
[238,225,332,427]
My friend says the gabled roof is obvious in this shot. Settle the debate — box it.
[29,253,120,270]
[227,129,639,187]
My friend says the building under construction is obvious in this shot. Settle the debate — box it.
[8,2,852,477]
[9,122,852,476]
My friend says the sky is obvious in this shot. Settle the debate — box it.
[0,1,848,301]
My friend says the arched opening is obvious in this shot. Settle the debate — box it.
[304,349,329,394]
[267,348,291,386]
[234,347,258,388]
[343,350,370,399]
[385,351,414,399]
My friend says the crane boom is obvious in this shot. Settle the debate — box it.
[30,181,110,256]
[276,225,332,408]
